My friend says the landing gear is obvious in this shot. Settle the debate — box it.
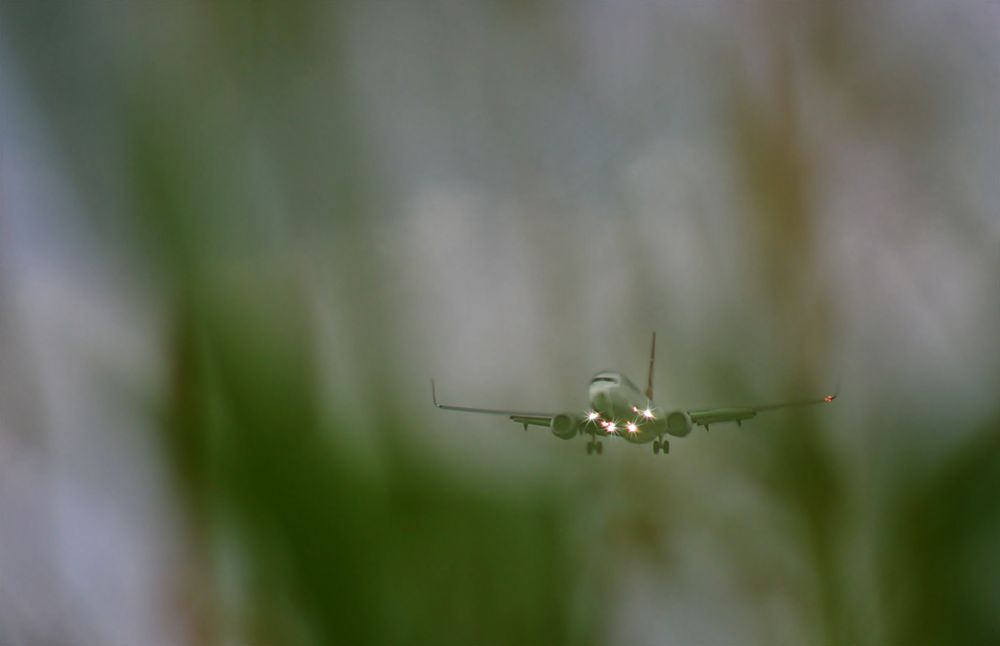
[653,440,660,454]
[585,427,604,456]
[653,439,670,455]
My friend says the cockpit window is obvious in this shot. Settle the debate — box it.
[591,375,619,384]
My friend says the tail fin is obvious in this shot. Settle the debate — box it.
[645,332,656,401]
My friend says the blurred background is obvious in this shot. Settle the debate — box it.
[1,1,999,645]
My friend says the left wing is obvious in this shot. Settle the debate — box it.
[688,392,837,429]
[431,380,556,428]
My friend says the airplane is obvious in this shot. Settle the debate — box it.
[431,333,837,455]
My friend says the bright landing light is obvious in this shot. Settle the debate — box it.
[586,411,600,421]
[641,408,654,419]
[626,422,638,434]
[605,422,617,434]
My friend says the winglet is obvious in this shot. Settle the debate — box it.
[823,375,842,403]
[430,378,440,407]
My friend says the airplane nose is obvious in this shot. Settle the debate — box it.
[594,392,610,410]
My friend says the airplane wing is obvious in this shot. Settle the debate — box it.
[431,380,556,428]
[688,392,837,429]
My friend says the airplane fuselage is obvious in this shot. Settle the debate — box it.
[587,371,666,444]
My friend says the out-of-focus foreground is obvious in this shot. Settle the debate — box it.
[1,2,999,645]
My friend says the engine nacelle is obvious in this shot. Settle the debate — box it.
[550,414,581,440]
[665,411,692,437]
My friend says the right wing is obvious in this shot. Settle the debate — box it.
[688,392,838,429]
[431,379,556,428]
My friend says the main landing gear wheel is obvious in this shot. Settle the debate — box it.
[586,441,604,455]
[653,440,661,454]
[596,442,603,455]
[653,440,670,455]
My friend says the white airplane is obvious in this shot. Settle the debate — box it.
[432,333,837,455]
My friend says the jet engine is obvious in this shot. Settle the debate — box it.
[665,411,692,437]
[550,414,581,440]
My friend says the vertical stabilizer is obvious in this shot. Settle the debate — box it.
[645,332,656,401]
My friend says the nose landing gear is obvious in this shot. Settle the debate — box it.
[652,440,670,455]
[586,428,604,455]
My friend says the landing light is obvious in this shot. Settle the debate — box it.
[626,422,638,434]
[642,408,654,419]
[606,422,617,434]
[586,411,601,421]
[823,394,835,403]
